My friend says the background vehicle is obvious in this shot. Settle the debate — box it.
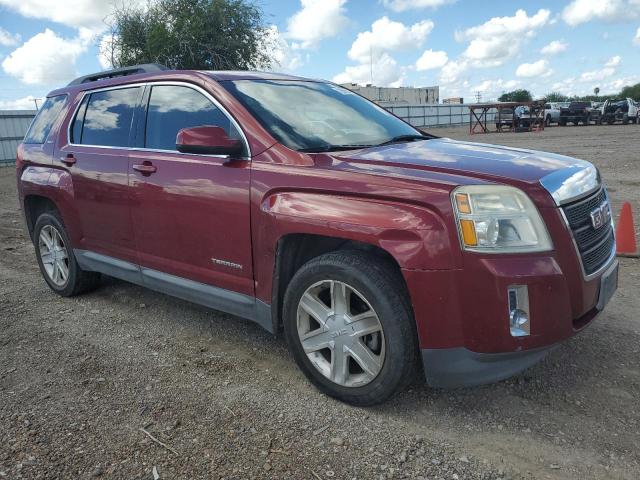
[544,102,565,125]
[16,65,618,405]
[559,101,592,126]
[600,98,638,124]
[590,102,603,124]
[495,107,514,130]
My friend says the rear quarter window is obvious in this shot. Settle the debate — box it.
[23,95,67,144]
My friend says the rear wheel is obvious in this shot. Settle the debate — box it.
[283,251,418,406]
[545,115,551,126]
[33,211,100,296]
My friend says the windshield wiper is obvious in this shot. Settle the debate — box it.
[376,134,430,146]
[298,144,374,153]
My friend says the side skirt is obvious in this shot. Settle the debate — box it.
[74,249,273,333]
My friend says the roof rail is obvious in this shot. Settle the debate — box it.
[67,63,169,86]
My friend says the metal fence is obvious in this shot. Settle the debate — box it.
[0,110,36,165]
[385,104,498,128]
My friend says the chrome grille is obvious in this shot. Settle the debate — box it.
[562,188,614,276]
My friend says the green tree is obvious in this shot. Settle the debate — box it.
[544,92,569,102]
[105,0,273,70]
[620,83,640,100]
[498,89,533,102]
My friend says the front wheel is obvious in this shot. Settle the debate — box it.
[283,251,418,406]
[33,211,101,296]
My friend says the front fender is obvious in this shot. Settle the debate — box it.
[258,191,455,271]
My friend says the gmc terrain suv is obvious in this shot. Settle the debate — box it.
[17,64,618,405]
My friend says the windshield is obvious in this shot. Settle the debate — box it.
[222,80,422,151]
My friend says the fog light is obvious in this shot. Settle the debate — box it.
[508,286,530,337]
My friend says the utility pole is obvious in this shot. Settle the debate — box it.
[33,98,39,110]
[475,91,482,103]
[369,44,373,86]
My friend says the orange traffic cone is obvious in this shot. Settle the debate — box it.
[615,202,639,257]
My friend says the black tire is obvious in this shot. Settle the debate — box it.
[583,115,590,126]
[545,115,551,126]
[33,211,101,296]
[283,250,418,406]
[559,118,567,126]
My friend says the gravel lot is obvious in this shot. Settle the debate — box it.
[1,124,639,479]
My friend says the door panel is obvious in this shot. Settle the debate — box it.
[56,86,142,263]
[129,151,253,295]
[129,83,253,296]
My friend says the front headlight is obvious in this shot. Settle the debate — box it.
[452,185,553,253]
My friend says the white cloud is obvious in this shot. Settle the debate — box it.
[439,59,469,84]
[0,0,135,33]
[333,53,404,87]
[415,49,448,71]
[263,26,305,72]
[562,0,640,26]
[541,40,568,55]
[516,59,552,78]
[635,27,640,44]
[456,9,551,67]
[2,29,88,85]
[285,0,348,49]
[552,74,639,97]
[0,96,41,110]
[348,16,434,63]
[0,27,20,46]
[471,78,521,101]
[605,55,622,67]
[381,0,455,12]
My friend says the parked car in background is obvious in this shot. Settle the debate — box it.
[559,102,592,126]
[514,105,544,129]
[590,102,603,124]
[495,107,514,131]
[544,102,563,125]
[600,98,638,124]
[16,65,619,405]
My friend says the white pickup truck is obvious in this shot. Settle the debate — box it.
[544,102,569,125]
[600,98,639,124]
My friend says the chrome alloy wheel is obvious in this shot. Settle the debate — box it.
[296,280,386,387]
[38,225,69,287]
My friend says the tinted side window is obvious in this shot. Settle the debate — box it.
[81,87,140,147]
[23,95,67,144]
[70,95,89,144]
[145,85,241,152]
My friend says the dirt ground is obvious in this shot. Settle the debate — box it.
[1,124,639,480]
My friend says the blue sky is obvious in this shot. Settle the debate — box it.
[0,0,639,109]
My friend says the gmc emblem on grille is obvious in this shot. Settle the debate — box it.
[590,201,611,230]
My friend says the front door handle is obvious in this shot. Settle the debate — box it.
[132,163,157,175]
[61,153,76,166]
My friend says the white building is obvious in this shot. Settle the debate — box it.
[340,84,439,105]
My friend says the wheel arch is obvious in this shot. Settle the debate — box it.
[270,233,411,333]
[23,195,59,240]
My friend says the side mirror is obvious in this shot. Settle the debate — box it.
[176,126,244,156]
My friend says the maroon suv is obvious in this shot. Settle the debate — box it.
[16,64,618,405]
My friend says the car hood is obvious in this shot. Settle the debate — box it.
[333,137,596,194]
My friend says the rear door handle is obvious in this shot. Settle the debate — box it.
[61,153,76,166]
[132,163,157,175]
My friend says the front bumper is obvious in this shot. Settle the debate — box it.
[421,343,558,388]
[402,251,617,388]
